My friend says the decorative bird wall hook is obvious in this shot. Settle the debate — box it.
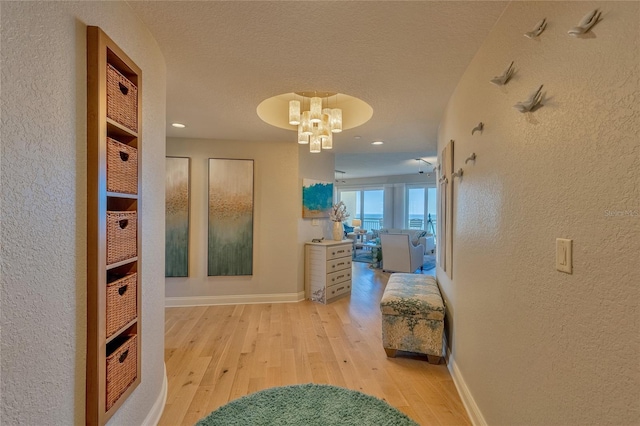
[525,18,547,39]
[513,85,544,113]
[490,61,515,86]
[451,168,464,179]
[568,9,601,36]
[471,122,484,135]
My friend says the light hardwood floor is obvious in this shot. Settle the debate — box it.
[160,261,470,425]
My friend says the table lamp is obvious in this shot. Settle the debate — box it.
[352,219,361,230]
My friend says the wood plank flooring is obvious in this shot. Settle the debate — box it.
[160,262,470,425]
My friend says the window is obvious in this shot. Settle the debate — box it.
[338,188,384,230]
[407,187,425,229]
[406,185,437,235]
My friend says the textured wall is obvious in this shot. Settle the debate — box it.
[297,146,336,293]
[437,2,639,425]
[165,138,300,300]
[1,2,166,425]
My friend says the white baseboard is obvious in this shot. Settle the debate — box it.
[141,362,167,426]
[447,354,487,426]
[165,292,306,307]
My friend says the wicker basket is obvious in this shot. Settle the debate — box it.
[107,211,137,265]
[107,63,138,133]
[107,138,138,194]
[106,334,137,411]
[106,273,137,338]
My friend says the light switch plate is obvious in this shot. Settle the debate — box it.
[556,238,572,274]
[311,219,319,226]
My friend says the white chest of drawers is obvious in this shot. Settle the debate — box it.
[305,240,353,304]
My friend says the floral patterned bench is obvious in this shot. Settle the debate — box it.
[380,273,444,364]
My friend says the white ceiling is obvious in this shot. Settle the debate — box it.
[127,1,508,178]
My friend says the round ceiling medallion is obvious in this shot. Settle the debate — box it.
[257,92,373,131]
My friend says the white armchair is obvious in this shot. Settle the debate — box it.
[378,228,434,255]
[380,233,424,273]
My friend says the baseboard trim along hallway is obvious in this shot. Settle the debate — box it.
[447,354,487,426]
[165,292,306,307]
[142,363,168,426]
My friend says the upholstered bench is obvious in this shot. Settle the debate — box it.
[380,273,444,364]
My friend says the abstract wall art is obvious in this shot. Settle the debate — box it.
[165,157,190,277]
[302,179,333,218]
[208,158,254,276]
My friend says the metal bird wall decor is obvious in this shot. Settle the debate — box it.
[568,9,602,36]
[490,61,515,86]
[525,18,547,39]
[513,85,544,113]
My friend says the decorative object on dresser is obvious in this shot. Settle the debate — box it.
[86,26,142,425]
[208,158,254,276]
[329,201,350,241]
[165,157,190,277]
[305,240,353,303]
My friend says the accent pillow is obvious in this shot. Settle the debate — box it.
[343,224,354,233]
[411,230,428,245]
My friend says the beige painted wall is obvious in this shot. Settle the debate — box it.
[297,145,336,292]
[165,138,302,303]
[437,2,639,425]
[1,2,167,425]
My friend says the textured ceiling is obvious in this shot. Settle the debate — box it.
[127,1,507,178]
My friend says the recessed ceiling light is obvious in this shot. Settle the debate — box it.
[171,123,186,128]
[354,136,361,140]
[372,141,384,145]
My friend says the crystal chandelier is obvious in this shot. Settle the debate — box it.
[288,93,342,153]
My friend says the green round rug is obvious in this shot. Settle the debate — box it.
[196,383,418,426]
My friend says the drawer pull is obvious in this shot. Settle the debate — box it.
[119,349,129,363]
[118,284,128,296]
[336,262,345,266]
[336,275,344,279]
[119,219,129,229]
[336,249,345,254]
[337,286,345,292]
[119,151,130,162]
[118,82,129,95]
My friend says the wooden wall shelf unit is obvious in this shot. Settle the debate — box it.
[86,26,142,425]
